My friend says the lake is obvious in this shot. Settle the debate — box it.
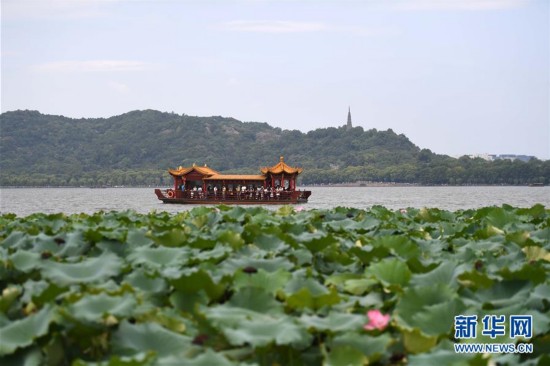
[1,186,548,216]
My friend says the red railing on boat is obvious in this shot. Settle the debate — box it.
[158,189,307,202]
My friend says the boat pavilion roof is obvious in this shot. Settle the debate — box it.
[260,156,303,175]
[168,164,219,177]
[168,164,265,181]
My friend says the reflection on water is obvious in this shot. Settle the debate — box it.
[1,186,549,216]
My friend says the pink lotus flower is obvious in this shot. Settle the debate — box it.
[400,209,407,214]
[364,309,390,331]
[295,206,305,212]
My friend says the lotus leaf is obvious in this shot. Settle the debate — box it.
[228,287,284,314]
[0,306,55,355]
[9,250,41,273]
[127,246,190,269]
[67,293,137,322]
[330,332,392,360]
[232,268,291,294]
[368,258,411,288]
[111,321,191,357]
[326,345,366,366]
[299,312,366,333]
[41,252,122,286]
[203,305,312,348]
[396,284,465,336]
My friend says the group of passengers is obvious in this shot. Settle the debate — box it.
[181,183,288,200]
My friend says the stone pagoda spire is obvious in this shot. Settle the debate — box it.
[346,106,352,129]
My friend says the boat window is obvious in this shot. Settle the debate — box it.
[275,179,280,187]
[284,180,290,189]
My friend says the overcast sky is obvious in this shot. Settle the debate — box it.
[2,0,549,159]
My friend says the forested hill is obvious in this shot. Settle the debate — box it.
[1,109,548,186]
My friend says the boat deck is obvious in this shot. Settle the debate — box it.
[155,189,310,204]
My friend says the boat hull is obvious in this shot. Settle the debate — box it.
[155,189,311,205]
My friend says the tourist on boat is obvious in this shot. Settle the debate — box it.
[222,185,226,199]
[213,186,218,197]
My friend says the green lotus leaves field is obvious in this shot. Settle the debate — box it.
[0,205,549,365]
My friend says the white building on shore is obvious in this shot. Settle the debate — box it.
[465,154,536,162]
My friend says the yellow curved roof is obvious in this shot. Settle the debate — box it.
[168,164,219,177]
[260,156,303,175]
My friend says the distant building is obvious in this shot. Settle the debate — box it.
[467,154,496,161]
[494,154,535,162]
[466,154,535,162]
[346,107,352,130]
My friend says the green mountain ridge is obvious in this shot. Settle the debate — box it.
[1,109,548,186]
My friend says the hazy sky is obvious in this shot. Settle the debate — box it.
[2,0,549,159]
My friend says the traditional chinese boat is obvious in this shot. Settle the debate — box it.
[154,156,312,204]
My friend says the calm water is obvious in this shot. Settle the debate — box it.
[0,186,548,216]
